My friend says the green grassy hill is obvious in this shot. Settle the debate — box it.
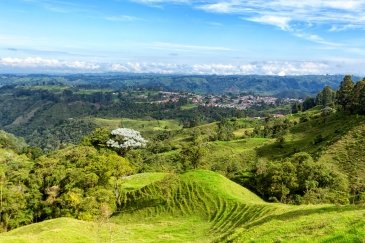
[256,112,365,160]
[92,118,182,132]
[317,122,365,203]
[2,170,364,242]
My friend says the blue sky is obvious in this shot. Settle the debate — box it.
[0,0,365,75]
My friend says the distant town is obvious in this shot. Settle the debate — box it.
[150,91,302,111]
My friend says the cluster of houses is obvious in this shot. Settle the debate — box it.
[151,91,302,111]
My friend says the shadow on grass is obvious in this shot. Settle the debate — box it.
[244,205,365,229]
[215,205,365,242]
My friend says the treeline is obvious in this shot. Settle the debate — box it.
[292,75,365,114]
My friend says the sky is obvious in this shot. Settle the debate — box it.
[0,0,365,75]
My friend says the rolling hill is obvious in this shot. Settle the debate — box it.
[1,170,364,242]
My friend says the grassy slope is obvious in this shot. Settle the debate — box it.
[204,138,270,172]
[0,216,210,243]
[3,170,364,243]
[92,118,182,132]
[318,122,365,190]
[257,112,365,160]
[151,111,365,167]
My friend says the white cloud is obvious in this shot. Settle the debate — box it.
[110,61,329,75]
[329,24,362,32]
[248,15,291,30]
[197,2,237,14]
[133,0,365,48]
[0,57,100,71]
[196,0,365,35]
[258,61,329,75]
[4,56,364,75]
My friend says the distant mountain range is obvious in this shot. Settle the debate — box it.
[0,74,362,98]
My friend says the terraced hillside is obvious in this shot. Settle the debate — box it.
[2,170,365,242]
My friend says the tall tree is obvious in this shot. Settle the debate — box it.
[302,97,316,111]
[337,75,354,110]
[349,80,365,114]
[316,86,336,107]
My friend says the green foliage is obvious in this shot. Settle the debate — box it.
[316,86,336,107]
[2,76,365,240]
[0,130,27,153]
[302,97,316,111]
[81,127,110,148]
[318,122,365,204]
[0,86,245,150]
[253,117,293,138]
[217,119,235,141]
[0,149,40,232]
[1,170,365,242]
[34,146,133,221]
[350,79,365,114]
[179,136,207,170]
[252,153,349,204]
[337,75,355,110]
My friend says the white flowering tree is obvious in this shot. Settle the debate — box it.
[106,128,147,155]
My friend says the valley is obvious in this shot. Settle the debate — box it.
[0,75,365,242]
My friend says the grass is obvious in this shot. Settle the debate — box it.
[1,170,365,242]
[257,112,365,160]
[0,218,112,243]
[232,205,365,242]
[233,128,254,138]
[317,122,365,190]
[204,138,271,171]
[180,170,265,204]
[0,217,210,243]
[180,104,198,110]
[92,118,182,132]
[208,138,270,154]
[120,172,168,191]
[27,85,69,92]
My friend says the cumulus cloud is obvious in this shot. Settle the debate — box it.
[0,57,101,71]
[0,56,351,75]
[110,61,329,75]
